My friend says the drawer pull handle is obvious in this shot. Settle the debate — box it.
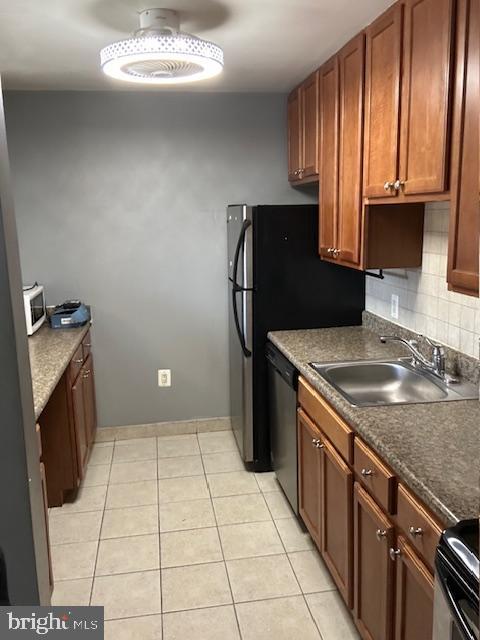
[409,526,423,537]
[361,468,374,477]
[389,548,401,561]
[376,529,387,541]
[73,358,84,364]
[84,343,92,347]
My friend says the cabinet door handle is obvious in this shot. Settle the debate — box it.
[332,248,340,258]
[73,358,84,364]
[361,468,374,477]
[394,179,405,191]
[408,526,423,537]
[315,441,324,449]
[384,181,395,191]
[376,529,387,541]
[84,343,92,347]
[389,548,401,561]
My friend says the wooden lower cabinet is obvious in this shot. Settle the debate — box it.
[82,354,97,447]
[298,383,439,640]
[393,536,434,640]
[321,438,353,606]
[354,482,395,640]
[39,459,53,593]
[40,329,98,506]
[298,408,353,606]
[71,373,88,480]
[297,408,322,547]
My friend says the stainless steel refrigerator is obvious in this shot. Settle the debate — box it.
[227,204,365,470]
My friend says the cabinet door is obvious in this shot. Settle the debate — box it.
[40,462,54,593]
[321,438,353,607]
[288,89,302,181]
[82,354,97,447]
[319,57,339,258]
[447,0,479,296]
[354,482,395,640]
[393,537,434,640]
[363,4,403,198]
[301,71,319,178]
[337,34,365,268]
[297,409,322,547]
[72,375,88,480]
[399,0,454,195]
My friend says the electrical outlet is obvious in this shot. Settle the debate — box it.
[158,369,171,387]
[391,294,399,320]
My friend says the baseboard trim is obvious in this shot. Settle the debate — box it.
[95,416,232,443]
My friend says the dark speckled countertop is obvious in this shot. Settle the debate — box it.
[268,325,480,525]
[28,324,90,419]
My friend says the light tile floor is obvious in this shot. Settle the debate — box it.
[49,430,360,640]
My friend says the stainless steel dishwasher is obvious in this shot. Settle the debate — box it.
[266,342,298,514]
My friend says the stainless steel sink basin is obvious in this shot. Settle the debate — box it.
[309,359,479,407]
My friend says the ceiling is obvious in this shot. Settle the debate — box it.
[0,0,394,91]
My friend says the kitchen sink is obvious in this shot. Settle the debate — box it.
[309,359,479,407]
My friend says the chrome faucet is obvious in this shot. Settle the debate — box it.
[380,334,446,379]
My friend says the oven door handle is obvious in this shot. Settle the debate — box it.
[437,568,477,640]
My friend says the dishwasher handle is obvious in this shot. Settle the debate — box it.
[266,343,298,389]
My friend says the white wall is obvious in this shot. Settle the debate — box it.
[366,201,480,358]
[5,91,316,428]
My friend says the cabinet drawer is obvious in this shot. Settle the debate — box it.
[298,378,353,464]
[82,330,92,360]
[354,437,396,514]
[69,344,85,381]
[396,484,443,571]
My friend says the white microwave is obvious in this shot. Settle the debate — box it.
[23,284,46,335]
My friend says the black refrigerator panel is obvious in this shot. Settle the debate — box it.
[251,205,365,468]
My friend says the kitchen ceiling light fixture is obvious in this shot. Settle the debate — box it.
[100,8,224,85]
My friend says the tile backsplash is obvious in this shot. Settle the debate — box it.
[365,201,480,358]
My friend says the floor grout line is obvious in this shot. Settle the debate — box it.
[199,438,244,640]
[156,433,164,640]
[86,437,114,607]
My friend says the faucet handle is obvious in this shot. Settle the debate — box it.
[420,335,445,352]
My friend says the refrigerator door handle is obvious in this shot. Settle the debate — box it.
[232,288,251,358]
[232,219,252,291]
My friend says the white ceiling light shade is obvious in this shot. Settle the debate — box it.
[100,8,224,85]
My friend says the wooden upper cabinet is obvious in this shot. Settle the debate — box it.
[337,34,365,268]
[297,409,322,547]
[354,482,395,640]
[399,0,454,195]
[363,4,403,198]
[301,71,319,178]
[287,89,302,181]
[319,57,339,258]
[448,0,479,296]
[321,438,353,607]
[288,72,319,183]
[393,537,434,640]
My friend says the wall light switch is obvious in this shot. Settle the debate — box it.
[158,369,171,387]
[391,294,399,320]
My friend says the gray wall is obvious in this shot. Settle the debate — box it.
[5,91,315,427]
